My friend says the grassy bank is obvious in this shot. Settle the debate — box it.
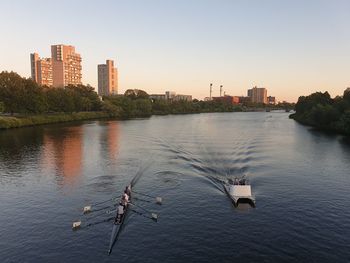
[0,112,110,129]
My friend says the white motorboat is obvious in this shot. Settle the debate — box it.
[224,177,255,207]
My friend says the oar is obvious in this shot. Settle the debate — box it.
[130,209,158,222]
[72,206,118,229]
[82,198,120,214]
[133,197,151,203]
[72,216,115,230]
[132,196,163,205]
[88,196,119,207]
[85,207,117,220]
[129,202,158,221]
[132,190,156,198]
[132,191,163,205]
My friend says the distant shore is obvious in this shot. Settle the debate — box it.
[0,109,291,130]
[0,112,110,129]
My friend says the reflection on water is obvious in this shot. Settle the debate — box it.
[99,121,120,166]
[41,125,83,185]
[0,122,121,187]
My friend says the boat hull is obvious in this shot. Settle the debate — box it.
[224,184,255,207]
[108,190,131,254]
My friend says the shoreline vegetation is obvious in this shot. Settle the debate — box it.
[0,71,294,129]
[290,89,350,136]
[0,112,110,129]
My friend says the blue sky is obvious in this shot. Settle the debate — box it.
[0,0,349,101]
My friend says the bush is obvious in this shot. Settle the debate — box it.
[0,102,4,113]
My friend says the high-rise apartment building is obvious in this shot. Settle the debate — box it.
[30,53,39,81]
[98,60,118,96]
[247,86,268,104]
[30,53,53,86]
[51,45,82,87]
[30,45,82,87]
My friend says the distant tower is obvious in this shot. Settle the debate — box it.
[220,85,223,97]
[210,83,213,100]
[98,59,118,96]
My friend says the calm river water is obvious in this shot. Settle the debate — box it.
[1,112,350,263]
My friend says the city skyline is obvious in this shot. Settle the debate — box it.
[1,0,350,102]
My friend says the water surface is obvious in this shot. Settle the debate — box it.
[1,112,350,262]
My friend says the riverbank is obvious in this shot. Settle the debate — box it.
[290,90,350,136]
[1,110,292,130]
[289,112,350,136]
[0,112,110,129]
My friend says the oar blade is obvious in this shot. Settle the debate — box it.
[83,205,92,214]
[155,197,162,205]
[151,213,158,222]
[72,220,82,230]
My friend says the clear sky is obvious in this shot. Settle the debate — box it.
[0,0,349,102]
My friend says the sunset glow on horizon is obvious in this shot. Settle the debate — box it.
[1,0,350,102]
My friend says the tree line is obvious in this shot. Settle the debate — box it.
[290,89,350,135]
[0,71,243,117]
[102,90,245,118]
[0,71,101,114]
[1,71,291,119]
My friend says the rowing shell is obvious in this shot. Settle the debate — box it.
[108,188,131,254]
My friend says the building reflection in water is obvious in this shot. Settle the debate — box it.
[40,121,120,186]
[41,125,83,186]
[106,121,119,164]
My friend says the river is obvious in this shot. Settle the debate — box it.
[1,112,349,263]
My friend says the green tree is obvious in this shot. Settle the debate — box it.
[46,88,75,113]
[0,101,4,113]
[104,95,136,118]
[309,104,340,126]
[124,89,149,99]
[336,111,350,134]
[66,84,102,111]
[22,78,47,113]
[152,99,170,114]
[135,99,152,117]
[0,71,25,114]
[295,92,332,115]
[101,100,122,117]
[343,88,350,103]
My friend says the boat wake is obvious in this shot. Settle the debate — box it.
[151,130,267,196]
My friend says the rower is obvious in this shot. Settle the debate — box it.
[123,192,129,203]
[116,202,124,223]
[125,185,131,196]
[121,194,128,208]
